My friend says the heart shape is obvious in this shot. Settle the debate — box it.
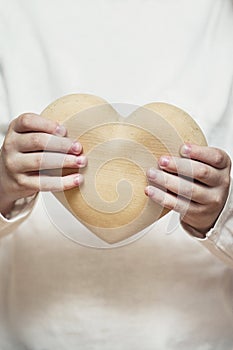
[41,94,207,244]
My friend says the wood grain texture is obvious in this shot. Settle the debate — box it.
[41,94,207,243]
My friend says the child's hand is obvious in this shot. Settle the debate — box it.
[145,144,231,238]
[0,113,87,216]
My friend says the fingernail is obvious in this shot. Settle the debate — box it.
[74,174,84,186]
[145,186,154,197]
[147,168,157,179]
[55,124,67,136]
[159,156,169,167]
[180,143,191,156]
[72,141,82,154]
[76,155,87,167]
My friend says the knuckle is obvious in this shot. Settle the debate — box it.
[18,113,33,129]
[30,134,42,149]
[197,165,210,180]
[180,185,192,199]
[16,174,27,187]
[214,150,225,167]
[222,175,231,189]
[225,153,232,171]
[4,156,16,173]
[212,193,222,206]
[33,155,42,169]
[2,138,13,154]
[2,130,17,154]
[7,118,17,133]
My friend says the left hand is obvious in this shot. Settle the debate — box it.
[145,143,231,238]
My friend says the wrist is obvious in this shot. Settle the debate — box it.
[0,184,16,217]
[0,177,16,218]
[181,221,207,239]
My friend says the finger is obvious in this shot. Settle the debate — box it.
[145,185,194,216]
[147,168,212,204]
[13,113,67,136]
[20,173,84,192]
[16,132,82,155]
[158,155,221,187]
[145,183,217,233]
[16,153,88,172]
[180,143,230,170]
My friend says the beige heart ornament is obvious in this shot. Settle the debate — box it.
[41,94,207,244]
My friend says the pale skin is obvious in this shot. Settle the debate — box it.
[0,113,88,217]
[145,143,231,238]
[0,113,231,239]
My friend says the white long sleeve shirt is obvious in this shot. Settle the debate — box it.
[0,0,233,349]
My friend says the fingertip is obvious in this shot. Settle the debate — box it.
[74,173,84,186]
[180,143,191,157]
[145,186,154,197]
[55,124,67,137]
[159,156,170,167]
[71,141,83,154]
[146,168,157,179]
[76,155,88,168]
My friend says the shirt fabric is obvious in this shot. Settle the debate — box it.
[0,0,233,349]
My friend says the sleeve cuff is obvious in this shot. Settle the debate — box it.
[0,194,38,222]
[191,178,233,242]
[0,194,38,238]
[184,179,233,267]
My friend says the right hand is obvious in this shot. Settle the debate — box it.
[0,113,87,216]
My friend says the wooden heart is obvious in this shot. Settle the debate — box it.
[41,94,207,244]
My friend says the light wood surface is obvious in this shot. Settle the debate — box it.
[41,94,207,243]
